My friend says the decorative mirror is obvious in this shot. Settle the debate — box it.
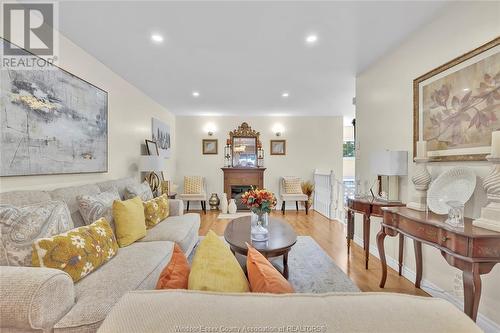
[229,122,261,167]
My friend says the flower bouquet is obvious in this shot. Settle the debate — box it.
[241,188,277,241]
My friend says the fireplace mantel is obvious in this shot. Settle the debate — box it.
[221,167,266,198]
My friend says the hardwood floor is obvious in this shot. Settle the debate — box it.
[196,209,428,296]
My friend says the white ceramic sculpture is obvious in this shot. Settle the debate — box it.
[407,157,432,211]
[228,199,237,214]
[220,193,228,214]
[473,156,500,232]
[427,167,476,215]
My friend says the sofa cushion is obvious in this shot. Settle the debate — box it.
[113,197,147,247]
[156,244,190,290]
[138,213,200,254]
[96,177,138,200]
[77,189,121,228]
[50,184,102,228]
[124,181,153,201]
[143,194,169,229]
[32,218,118,282]
[0,201,73,266]
[0,190,51,206]
[54,241,174,333]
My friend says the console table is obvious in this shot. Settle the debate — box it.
[346,197,405,270]
[378,207,500,321]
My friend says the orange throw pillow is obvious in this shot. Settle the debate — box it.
[156,244,190,289]
[246,243,294,294]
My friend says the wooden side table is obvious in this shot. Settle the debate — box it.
[378,207,500,321]
[346,197,405,270]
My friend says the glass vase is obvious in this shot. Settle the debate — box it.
[251,212,269,241]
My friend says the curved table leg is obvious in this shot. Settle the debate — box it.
[463,263,481,321]
[377,227,388,288]
[346,209,354,255]
[398,234,404,276]
[283,252,289,279]
[363,214,370,269]
[414,240,423,288]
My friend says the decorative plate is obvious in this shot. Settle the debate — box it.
[427,167,476,215]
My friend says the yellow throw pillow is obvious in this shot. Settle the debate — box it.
[112,196,146,247]
[143,194,170,229]
[188,230,249,292]
[284,177,303,194]
[32,218,118,282]
[184,176,203,194]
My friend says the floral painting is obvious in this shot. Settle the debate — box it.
[415,39,499,161]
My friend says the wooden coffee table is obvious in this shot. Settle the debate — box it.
[224,216,297,278]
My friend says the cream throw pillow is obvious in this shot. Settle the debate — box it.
[0,201,73,266]
[77,190,120,229]
[124,181,154,201]
[284,177,303,194]
[184,176,203,194]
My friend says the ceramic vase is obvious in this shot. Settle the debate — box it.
[220,193,228,214]
[228,199,237,214]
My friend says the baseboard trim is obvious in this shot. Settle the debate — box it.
[352,236,499,333]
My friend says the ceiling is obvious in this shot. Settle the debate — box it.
[58,1,449,118]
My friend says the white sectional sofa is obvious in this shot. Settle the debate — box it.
[0,177,200,333]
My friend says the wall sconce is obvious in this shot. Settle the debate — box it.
[272,124,285,137]
[205,123,216,136]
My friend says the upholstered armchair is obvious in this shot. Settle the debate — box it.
[178,176,207,214]
[279,176,309,214]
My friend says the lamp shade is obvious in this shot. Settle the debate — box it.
[139,155,166,172]
[370,150,408,176]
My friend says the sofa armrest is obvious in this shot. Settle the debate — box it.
[169,199,184,216]
[0,266,75,331]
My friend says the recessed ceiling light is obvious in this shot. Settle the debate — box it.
[192,91,200,98]
[305,34,318,44]
[281,92,289,98]
[151,33,164,43]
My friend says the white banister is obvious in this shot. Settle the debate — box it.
[313,169,344,220]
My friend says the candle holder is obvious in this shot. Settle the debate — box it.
[407,157,431,211]
[473,155,500,232]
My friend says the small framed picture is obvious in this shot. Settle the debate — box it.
[145,139,159,156]
[270,140,286,155]
[202,139,218,155]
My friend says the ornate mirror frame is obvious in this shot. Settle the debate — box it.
[229,122,261,167]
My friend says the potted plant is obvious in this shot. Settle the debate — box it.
[241,188,277,241]
[301,181,315,211]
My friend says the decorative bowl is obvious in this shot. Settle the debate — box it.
[427,167,476,215]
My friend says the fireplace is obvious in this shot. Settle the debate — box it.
[231,185,253,210]
[222,167,266,210]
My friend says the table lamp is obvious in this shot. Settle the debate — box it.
[139,155,166,193]
[370,150,408,202]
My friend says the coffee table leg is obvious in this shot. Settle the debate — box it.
[283,252,289,279]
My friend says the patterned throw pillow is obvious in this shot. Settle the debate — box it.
[143,194,170,229]
[0,201,73,266]
[184,176,203,194]
[284,177,303,194]
[77,190,120,229]
[124,181,154,201]
[32,218,118,282]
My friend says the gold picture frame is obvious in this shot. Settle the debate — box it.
[413,37,499,162]
[270,140,286,155]
[202,139,218,155]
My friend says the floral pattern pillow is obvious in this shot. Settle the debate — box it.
[143,194,170,229]
[124,181,154,201]
[32,218,118,282]
[0,201,73,266]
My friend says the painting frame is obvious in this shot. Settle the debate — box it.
[144,139,164,181]
[202,139,218,155]
[270,140,286,155]
[0,37,109,177]
[413,37,500,162]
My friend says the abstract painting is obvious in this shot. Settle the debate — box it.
[414,38,499,161]
[152,117,171,158]
[202,139,218,154]
[1,41,108,176]
[270,140,286,155]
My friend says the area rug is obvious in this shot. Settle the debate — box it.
[188,236,360,293]
[217,212,252,219]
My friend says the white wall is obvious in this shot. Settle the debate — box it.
[0,31,175,192]
[355,1,500,329]
[175,116,343,209]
